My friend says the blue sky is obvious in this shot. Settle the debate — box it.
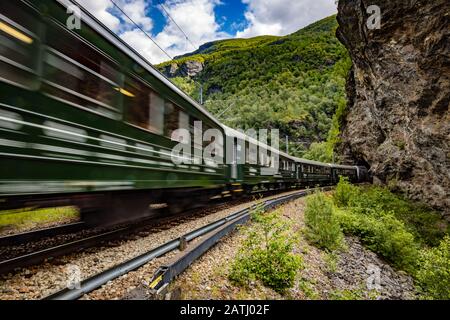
[77,0,337,64]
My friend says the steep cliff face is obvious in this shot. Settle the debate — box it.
[162,60,204,78]
[336,0,449,214]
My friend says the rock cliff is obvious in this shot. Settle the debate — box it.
[336,0,449,214]
[162,60,204,78]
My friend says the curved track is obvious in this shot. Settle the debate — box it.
[44,188,329,300]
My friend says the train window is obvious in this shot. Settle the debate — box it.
[124,76,152,130]
[259,149,267,167]
[189,116,202,146]
[149,91,164,135]
[0,5,39,89]
[170,110,189,142]
[245,141,249,164]
[202,124,211,148]
[248,142,257,164]
[164,101,179,137]
[0,2,40,33]
[42,23,121,117]
[179,111,189,131]
[189,116,202,163]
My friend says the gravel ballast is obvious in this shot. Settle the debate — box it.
[0,190,302,300]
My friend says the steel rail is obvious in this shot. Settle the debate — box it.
[0,222,85,247]
[0,227,130,274]
[44,188,324,300]
[0,189,286,275]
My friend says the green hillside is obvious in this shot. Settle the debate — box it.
[157,15,351,160]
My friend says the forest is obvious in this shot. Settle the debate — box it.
[157,15,351,161]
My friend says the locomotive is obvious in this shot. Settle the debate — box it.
[0,0,369,225]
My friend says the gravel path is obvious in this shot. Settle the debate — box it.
[166,197,417,300]
[0,190,302,300]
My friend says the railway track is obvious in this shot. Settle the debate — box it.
[0,222,86,247]
[44,188,329,300]
[0,188,301,275]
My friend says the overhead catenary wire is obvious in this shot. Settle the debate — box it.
[158,1,197,51]
[108,0,204,104]
[109,0,173,61]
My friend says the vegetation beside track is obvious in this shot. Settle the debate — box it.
[304,178,449,300]
[229,204,302,293]
[0,207,79,235]
[173,180,448,300]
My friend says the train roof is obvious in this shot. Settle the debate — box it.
[329,164,357,170]
[222,125,297,161]
[291,157,331,167]
[56,0,223,129]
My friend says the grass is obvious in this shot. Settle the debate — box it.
[0,206,80,233]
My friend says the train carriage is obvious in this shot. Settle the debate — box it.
[0,0,228,223]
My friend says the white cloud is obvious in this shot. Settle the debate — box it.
[236,0,337,38]
[78,0,228,64]
[76,0,121,31]
[153,0,229,60]
[121,0,153,31]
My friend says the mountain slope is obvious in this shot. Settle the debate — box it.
[157,15,351,157]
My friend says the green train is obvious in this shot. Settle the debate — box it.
[0,0,369,225]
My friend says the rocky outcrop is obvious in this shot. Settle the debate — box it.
[336,0,450,214]
[162,60,204,78]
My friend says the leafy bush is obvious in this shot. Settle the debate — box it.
[304,191,344,251]
[333,179,449,294]
[416,236,450,300]
[333,176,360,208]
[336,208,419,273]
[229,206,302,293]
[336,183,448,246]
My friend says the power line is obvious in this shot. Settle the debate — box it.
[109,0,173,62]
[108,0,205,104]
[158,1,197,50]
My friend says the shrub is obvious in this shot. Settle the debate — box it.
[334,180,448,246]
[336,208,419,273]
[304,191,344,251]
[416,236,450,300]
[229,207,302,293]
[333,179,449,291]
[333,176,360,208]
